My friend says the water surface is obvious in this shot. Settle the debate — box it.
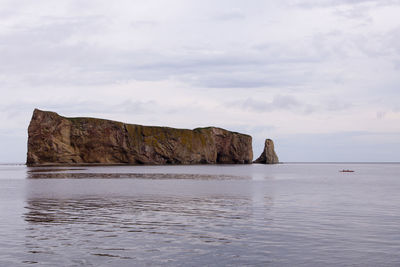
[1,163,400,266]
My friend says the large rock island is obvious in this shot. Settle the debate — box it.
[27,109,253,166]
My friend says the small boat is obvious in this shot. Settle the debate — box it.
[340,170,354,172]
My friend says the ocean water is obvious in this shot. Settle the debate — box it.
[0,163,400,266]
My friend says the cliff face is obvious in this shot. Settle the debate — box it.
[27,109,253,166]
[254,139,279,164]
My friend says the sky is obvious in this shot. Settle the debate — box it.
[1,0,400,163]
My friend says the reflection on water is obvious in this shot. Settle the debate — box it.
[24,196,255,226]
[27,172,249,180]
[27,168,87,173]
[23,193,273,266]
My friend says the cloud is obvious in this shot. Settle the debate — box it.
[130,20,158,28]
[291,0,400,8]
[214,8,246,21]
[1,98,158,116]
[1,0,397,92]
[376,111,386,120]
[226,95,308,113]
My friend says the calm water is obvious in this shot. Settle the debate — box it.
[1,163,400,266]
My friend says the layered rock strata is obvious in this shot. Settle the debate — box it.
[27,109,253,166]
[254,139,279,164]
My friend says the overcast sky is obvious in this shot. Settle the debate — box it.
[1,0,400,163]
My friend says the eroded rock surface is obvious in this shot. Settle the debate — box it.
[254,139,279,164]
[27,109,253,166]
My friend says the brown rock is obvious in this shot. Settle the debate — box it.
[253,139,279,164]
[27,109,253,166]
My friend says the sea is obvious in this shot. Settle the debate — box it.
[0,163,400,266]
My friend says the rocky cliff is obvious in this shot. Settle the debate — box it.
[254,139,279,164]
[27,109,253,166]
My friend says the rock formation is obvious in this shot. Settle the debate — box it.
[27,109,253,166]
[253,139,279,164]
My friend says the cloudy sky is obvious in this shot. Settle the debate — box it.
[1,0,400,163]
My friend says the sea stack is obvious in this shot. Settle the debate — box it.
[254,139,279,164]
[27,109,253,166]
